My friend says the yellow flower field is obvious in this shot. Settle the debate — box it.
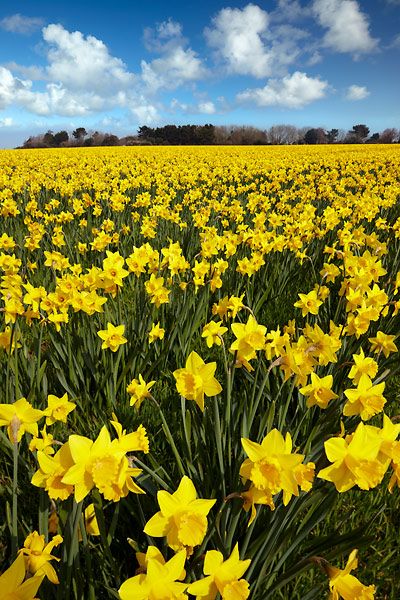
[0,144,399,599]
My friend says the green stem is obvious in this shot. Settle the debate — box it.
[11,441,18,557]
[151,395,185,477]
[79,515,96,600]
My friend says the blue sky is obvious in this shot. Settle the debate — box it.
[0,0,399,146]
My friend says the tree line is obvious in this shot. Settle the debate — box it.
[19,123,400,148]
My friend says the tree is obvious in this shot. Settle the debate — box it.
[347,124,370,143]
[326,129,339,144]
[304,128,327,144]
[72,127,87,141]
[265,125,300,145]
[379,128,398,144]
[53,130,69,146]
[101,134,119,146]
[366,133,380,143]
[43,131,55,147]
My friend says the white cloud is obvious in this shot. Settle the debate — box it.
[141,46,206,91]
[43,24,135,93]
[198,101,216,114]
[237,71,328,108]
[141,20,206,91]
[274,0,312,22]
[170,98,216,115]
[0,14,44,35]
[0,117,13,127]
[346,84,370,100]
[205,4,272,78]
[144,18,184,52]
[313,0,378,54]
[4,62,45,80]
[130,101,159,124]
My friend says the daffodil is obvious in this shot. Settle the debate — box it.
[201,321,228,347]
[173,351,222,411]
[326,550,375,599]
[19,531,63,584]
[240,429,315,507]
[0,553,44,600]
[343,374,386,420]
[348,349,378,384]
[318,423,388,492]
[97,322,127,352]
[300,373,338,409]
[119,548,188,600]
[188,544,251,599]
[144,475,216,552]
[0,398,43,443]
[126,374,155,409]
[43,393,76,425]
[149,322,165,343]
[368,331,397,358]
[61,425,146,502]
[294,290,323,317]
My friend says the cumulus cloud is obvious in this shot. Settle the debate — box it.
[130,100,159,124]
[205,4,313,78]
[0,24,146,118]
[237,71,328,108]
[141,19,206,91]
[0,14,44,35]
[43,24,135,93]
[0,66,108,116]
[143,18,184,52]
[346,84,370,100]
[141,47,206,92]
[313,0,378,54]
[205,4,273,78]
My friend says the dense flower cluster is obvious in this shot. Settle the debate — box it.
[1,144,398,598]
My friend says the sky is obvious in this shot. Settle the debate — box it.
[0,0,399,147]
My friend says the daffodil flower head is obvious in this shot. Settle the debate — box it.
[144,475,216,553]
[326,550,376,600]
[173,351,222,411]
[0,553,44,599]
[188,543,251,600]
[19,531,63,584]
[119,549,188,600]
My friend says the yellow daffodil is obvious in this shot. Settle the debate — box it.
[0,553,44,600]
[144,475,216,552]
[294,290,323,317]
[19,531,63,584]
[97,322,127,352]
[188,543,251,600]
[43,393,76,425]
[201,320,228,347]
[173,351,222,411]
[348,349,378,384]
[240,429,315,507]
[326,550,375,600]
[318,423,388,492]
[149,322,165,343]
[119,549,188,600]
[0,398,43,443]
[126,374,155,409]
[368,331,397,358]
[300,373,338,409]
[343,374,386,420]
